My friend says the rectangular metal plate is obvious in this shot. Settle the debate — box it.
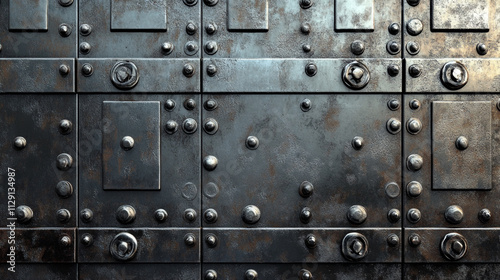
[405,264,500,279]
[335,0,374,31]
[227,0,269,31]
[431,0,489,31]
[102,101,160,190]
[79,264,200,279]
[432,101,491,190]
[9,0,48,31]
[111,0,167,31]
[0,264,76,279]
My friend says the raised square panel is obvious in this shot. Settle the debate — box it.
[9,0,48,31]
[431,0,489,31]
[227,0,269,31]
[335,0,374,31]
[432,101,491,190]
[111,0,167,31]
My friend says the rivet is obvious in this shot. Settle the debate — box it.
[164,120,178,134]
[120,136,134,150]
[206,23,218,34]
[204,99,218,111]
[300,22,311,34]
[386,41,400,55]
[300,0,313,9]
[387,233,399,247]
[13,136,27,149]
[387,209,401,223]
[204,0,218,6]
[207,64,218,76]
[386,118,402,134]
[56,181,73,198]
[15,205,33,224]
[407,154,423,171]
[80,208,93,223]
[406,118,422,134]
[387,64,400,77]
[186,21,198,35]
[184,41,199,56]
[407,208,421,223]
[79,42,91,54]
[183,118,198,134]
[205,234,218,248]
[161,42,174,55]
[203,118,219,135]
[305,62,317,77]
[116,205,136,224]
[408,233,421,247]
[154,209,168,222]
[305,234,317,248]
[476,43,488,55]
[184,233,196,247]
[164,99,176,111]
[59,64,70,76]
[407,0,420,6]
[0,43,3,52]
[300,99,312,112]
[246,136,259,150]
[58,23,72,37]
[56,153,73,170]
[300,207,312,224]
[184,208,198,222]
[385,182,400,198]
[409,64,423,78]
[183,0,198,6]
[406,41,420,55]
[455,136,468,150]
[242,205,261,224]
[388,23,400,35]
[350,40,365,55]
[409,99,421,110]
[407,181,423,197]
[406,18,423,36]
[441,61,469,90]
[445,205,464,224]
[59,235,72,247]
[299,181,314,197]
[347,205,367,224]
[387,99,400,110]
[80,24,92,36]
[299,269,313,280]
[205,41,219,55]
[205,270,218,280]
[203,155,218,171]
[302,44,312,53]
[204,208,218,223]
[184,98,197,110]
[183,63,196,77]
[245,269,258,280]
[57,209,71,223]
[81,233,93,247]
[81,63,93,77]
[478,208,491,223]
[351,136,364,150]
[58,0,74,6]
[59,119,73,134]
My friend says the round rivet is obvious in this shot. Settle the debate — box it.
[57,209,71,223]
[56,181,73,198]
[342,61,371,90]
[16,205,33,224]
[59,119,73,134]
[13,136,27,149]
[242,205,261,224]
[205,234,218,248]
[300,99,312,112]
[352,136,364,150]
[386,118,402,134]
[407,154,423,171]
[59,64,70,76]
[347,205,367,224]
[183,118,198,134]
[204,99,218,111]
[164,99,176,111]
[407,181,423,197]
[406,118,422,135]
[205,41,218,55]
[388,209,401,223]
[204,0,218,6]
[299,181,314,198]
[441,61,469,90]
[80,208,93,223]
[305,234,317,248]
[59,235,72,247]
[409,99,421,110]
[408,233,421,247]
[388,99,400,110]
[351,40,365,55]
[245,269,258,280]
[58,23,72,37]
[116,205,136,224]
[388,23,400,35]
[386,41,400,55]
[184,208,198,222]
[478,208,491,223]
[407,208,421,223]
[300,207,312,224]
[204,208,218,223]
[164,120,178,134]
[305,62,317,77]
[246,136,259,150]
[342,232,369,261]
[79,42,91,54]
[299,269,313,280]
[111,61,140,89]
[407,0,420,6]
[409,64,422,78]
[184,41,199,56]
[445,205,464,224]
[407,18,423,36]
[0,43,3,52]
[81,233,93,247]
[387,64,400,77]
[186,21,198,35]
[441,233,468,260]
[184,233,196,247]
[81,63,94,77]
[58,0,74,6]
[207,64,218,76]
[120,136,134,150]
[183,0,198,6]
[203,118,219,135]
[476,43,488,55]
[300,23,311,34]
[455,136,468,150]
[80,24,92,36]
[203,155,218,171]
[161,42,174,55]
[387,233,400,247]
[300,0,313,9]
[206,22,218,34]
[205,270,218,280]
[154,209,168,222]
[302,44,312,53]
[56,153,73,170]
[183,63,196,77]
[385,182,400,198]
[406,41,420,55]
[184,98,197,110]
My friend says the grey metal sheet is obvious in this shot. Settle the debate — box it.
[79,264,200,279]
[227,0,268,31]
[9,0,48,31]
[431,0,489,31]
[405,264,500,279]
[335,0,374,31]
[111,0,167,31]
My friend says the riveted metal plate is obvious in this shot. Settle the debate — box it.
[77,59,200,92]
[335,0,374,31]
[79,94,200,227]
[80,0,199,58]
[202,95,401,227]
[203,59,402,92]
[431,0,489,31]
[79,264,200,279]
[111,0,167,31]
[0,95,77,228]
[432,101,491,190]
[0,229,75,263]
[227,0,268,31]
[203,229,401,263]
[405,264,500,279]
[78,229,200,263]
[9,0,48,31]
[0,59,75,93]
[102,101,160,190]
[203,0,400,58]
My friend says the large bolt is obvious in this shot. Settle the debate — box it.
[445,205,464,224]
[407,154,423,171]
[347,205,367,224]
[116,205,136,224]
[407,18,423,36]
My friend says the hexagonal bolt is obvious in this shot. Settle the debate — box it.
[120,136,135,151]
[347,205,367,224]
[59,64,70,76]
[242,205,261,224]
[154,209,168,222]
[407,208,421,224]
[444,205,464,224]
[299,181,314,198]
[406,118,422,134]
[203,155,218,171]
[56,153,73,171]
[13,136,27,149]
[406,154,423,171]
[80,208,93,223]
[441,233,468,260]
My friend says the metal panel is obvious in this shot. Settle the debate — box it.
[227,0,268,31]
[111,0,167,31]
[79,264,200,279]
[202,95,401,227]
[0,264,76,279]
[78,229,200,263]
[0,229,75,263]
[335,0,374,31]
[102,101,160,190]
[432,101,491,190]
[0,59,75,93]
[9,0,48,31]
[203,59,402,92]
[431,0,489,31]
[405,264,500,280]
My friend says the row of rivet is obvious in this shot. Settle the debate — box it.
[80,232,197,248]
[79,206,197,224]
[14,205,72,224]
[405,206,491,224]
[408,232,468,261]
[80,63,196,78]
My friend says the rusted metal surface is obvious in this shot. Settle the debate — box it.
[79,264,200,279]
[0,264,76,280]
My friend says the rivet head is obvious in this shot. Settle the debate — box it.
[407,181,423,197]
[80,24,92,36]
[305,234,317,248]
[409,64,423,78]
[183,63,196,77]
[387,99,400,110]
[205,234,218,248]
[207,64,218,76]
[406,118,422,134]
[56,153,73,170]
[478,208,491,223]
[116,205,136,224]
[386,41,400,55]
[299,269,313,280]
[204,208,218,223]
[300,0,313,9]
[386,118,402,134]
[305,62,317,77]
[183,0,198,6]
[183,118,198,134]
[300,207,312,224]
[406,41,420,55]
[204,0,218,6]
[387,209,401,223]
[407,18,423,36]
[441,233,468,260]
[81,63,94,77]
[59,64,70,76]
[409,99,421,110]
[164,120,178,134]
[184,98,197,110]
[161,42,174,55]
[121,136,134,150]
[300,22,311,34]
[387,64,400,77]
[387,233,400,247]
[164,99,176,111]
[154,209,168,222]
[350,40,365,55]
[455,136,468,150]
[184,208,198,222]
[13,136,27,149]
[205,41,218,55]
[246,136,259,150]
[445,205,464,224]
[184,41,199,56]
[407,208,421,223]
[56,181,73,198]
[57,209,71,223]
[204,99,218,111]
[407,154,423,171]
[245,269,258,280]
[203,155,218,171]
[342,61,371,90]
[300,99,312,112]
[408,233,421,247]
[302,44,312,53]
[407,0,420,6]
[16,205,33,223]
[186,21,198,35]
[81,234,93,247]
[59,235,72,247]
[204,118,219,135]
[299,181,314,198]
[58,0,74,6]
[342,233,369,261]
[79,42,91,54]
[441,61,468,90]
[80,208,93,223]
[351,136,364,150]
[385,182,400,198]
[347,205,367,224]
[59,119,73,134]
[477,43,488,55]
[388,22,400,35]
[242,205,261,224]
[58,23,72,37]
[184,233,196,247]
[205,270,218,280]
[0,43,3,52]
[206,23,218,34]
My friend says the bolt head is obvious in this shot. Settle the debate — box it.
[205,41,218,55]
[351,40,365,55]
[455,136,468,150]
[183,118,198,134]
[165,120,178,134]
[81,234,93,246]
[407,41,420,55]
[352,136,364,150]
[121,136,135,150]
[407,18,423,36]
[245,269,258,280]
[161,42,174,54]
[206,234,218,247]
[409,233,421,246]
[59,236,72,247]
[81,63,93,76]
[409,64,422,77]
[246,136,259,150]
[183,64,195,77]
[58,0,74,6]
[387,118,402,134]
[478,208,491,223]
[204,99,218,111]
[407,181,422,197]
[184,209,197,222]
[186,22,198,35]
[387,41,400,54]
[388,23,400,35]
[164,99,176,111]
[407,208,421,223]
[184,98,197,110]
[80,209,93,223]
[407,0,420,6]
[445,205,464,224]
[347,205,367,224]
[387,65,400,77]
[387,234,400,247]
[57,209,71,223]
[305,234,317,248]
[477,43,488,55]
[14,136,27,149]
[79,42,91,54]
[300,0,313,9]
[58,24,72,37]
[205,270,218,280]
[56,153,73,170]
[302,44,312,53]
[299,181,314,197]
[80,24,92,36]
[59,119,73,134]
[300,208,312,223]
[300,23,311,34]
[409,99,421,110]
[116,205,136,224]
[184,234,196,246]
[204,0,219,6]
[206,23,217,34]
[388,99,400,110]
[155,209,168,222]
[183,0,198,6]
[305,63,317,77]
[203,155,218,171]
[301,99,312,111]
[204,209,218,223]
[207,64,218,76]
[242,205,261,224]
[407,154,423,171]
